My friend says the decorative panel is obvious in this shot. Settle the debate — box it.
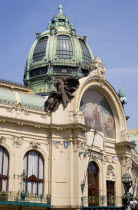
[80,89,116,138]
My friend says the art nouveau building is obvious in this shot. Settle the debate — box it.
[0,5,137,210]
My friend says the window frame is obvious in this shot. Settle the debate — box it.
[88,161,99,206]
[23,150,44,195]
[56,35,73,59]
[0,146,9,192]
[33,36,48,62]
[79,39,92,65]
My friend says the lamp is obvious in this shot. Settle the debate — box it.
[122,173,132,194]
[122,173,133,209]
[122,173,132,183]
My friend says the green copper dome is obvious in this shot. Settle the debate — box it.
[24,6,94,95]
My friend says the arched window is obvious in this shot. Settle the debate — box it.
[0,147,9,191]
[88,161,99,206]
[33,36,48,61]
[56,35,73,59]
[23,150,44,195]
[79,39,92,65]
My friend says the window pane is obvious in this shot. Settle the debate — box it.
[0,147,9,192]
[79,39,92,65]
[38,183,43,195]
[57,35,73,59]
[27,181,32,194]
[2,179,7,191]
[3,151,8,175]
[0,147,3,174]
[39,156,43,179]
[23,150,44,195]
[32,182,37,194]
[23,154,27,175]
[33,37,48,61]
[28,151,38,177]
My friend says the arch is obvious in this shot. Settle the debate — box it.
[88,161,99,206]
[0,146,9,192]
[22,146,47,163]
[71,78,127,142]
[23,150,44,195]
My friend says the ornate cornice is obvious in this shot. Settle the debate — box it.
[115,141,136,149]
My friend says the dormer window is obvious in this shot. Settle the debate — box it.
[79,39,92,65]
[56,35,73,59]
[33,36,48,62]
[58,19,64,22]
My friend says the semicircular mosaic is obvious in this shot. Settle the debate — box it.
[80,89,116,138]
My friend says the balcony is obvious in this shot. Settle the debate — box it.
[81,196,123,209]
[0,191,51,208]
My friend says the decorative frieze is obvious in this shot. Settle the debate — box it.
[97,80,104,88]
[0,135,6,144]
[88,57,106,80]
[119,155,132,169]
[121,129,129,141]
[41,114,47,119]
[23,110,30,116]
[107,165,115,177]
[54,141,69,149]
[78,141,86,151]
[12,136,23,147]
[30,141,40,149]
[6,107,13,113]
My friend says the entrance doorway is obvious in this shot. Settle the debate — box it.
[88,161,99,206]
[106,181,115,206]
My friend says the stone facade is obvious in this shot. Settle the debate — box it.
[0,66,137,209]
[0,5,137,210]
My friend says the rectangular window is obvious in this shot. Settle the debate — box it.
[107,181,115,206]
[57,35,73,59]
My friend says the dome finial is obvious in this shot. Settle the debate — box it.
[58,5,63,14]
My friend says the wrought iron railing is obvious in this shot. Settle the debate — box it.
[0,191,51,207]
[82,207,125,210]
[81,196,123,208]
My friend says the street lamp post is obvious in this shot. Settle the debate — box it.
[122,173,133,210]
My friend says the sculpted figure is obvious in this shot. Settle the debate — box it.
[88,57,106,79]
[118,87,127,106]
[45,77,79,112]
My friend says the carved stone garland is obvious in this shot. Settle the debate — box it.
[107,165,115,177]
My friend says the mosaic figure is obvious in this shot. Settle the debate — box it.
[80,89,115,138]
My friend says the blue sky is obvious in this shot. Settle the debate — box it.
[0,0,138,129]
